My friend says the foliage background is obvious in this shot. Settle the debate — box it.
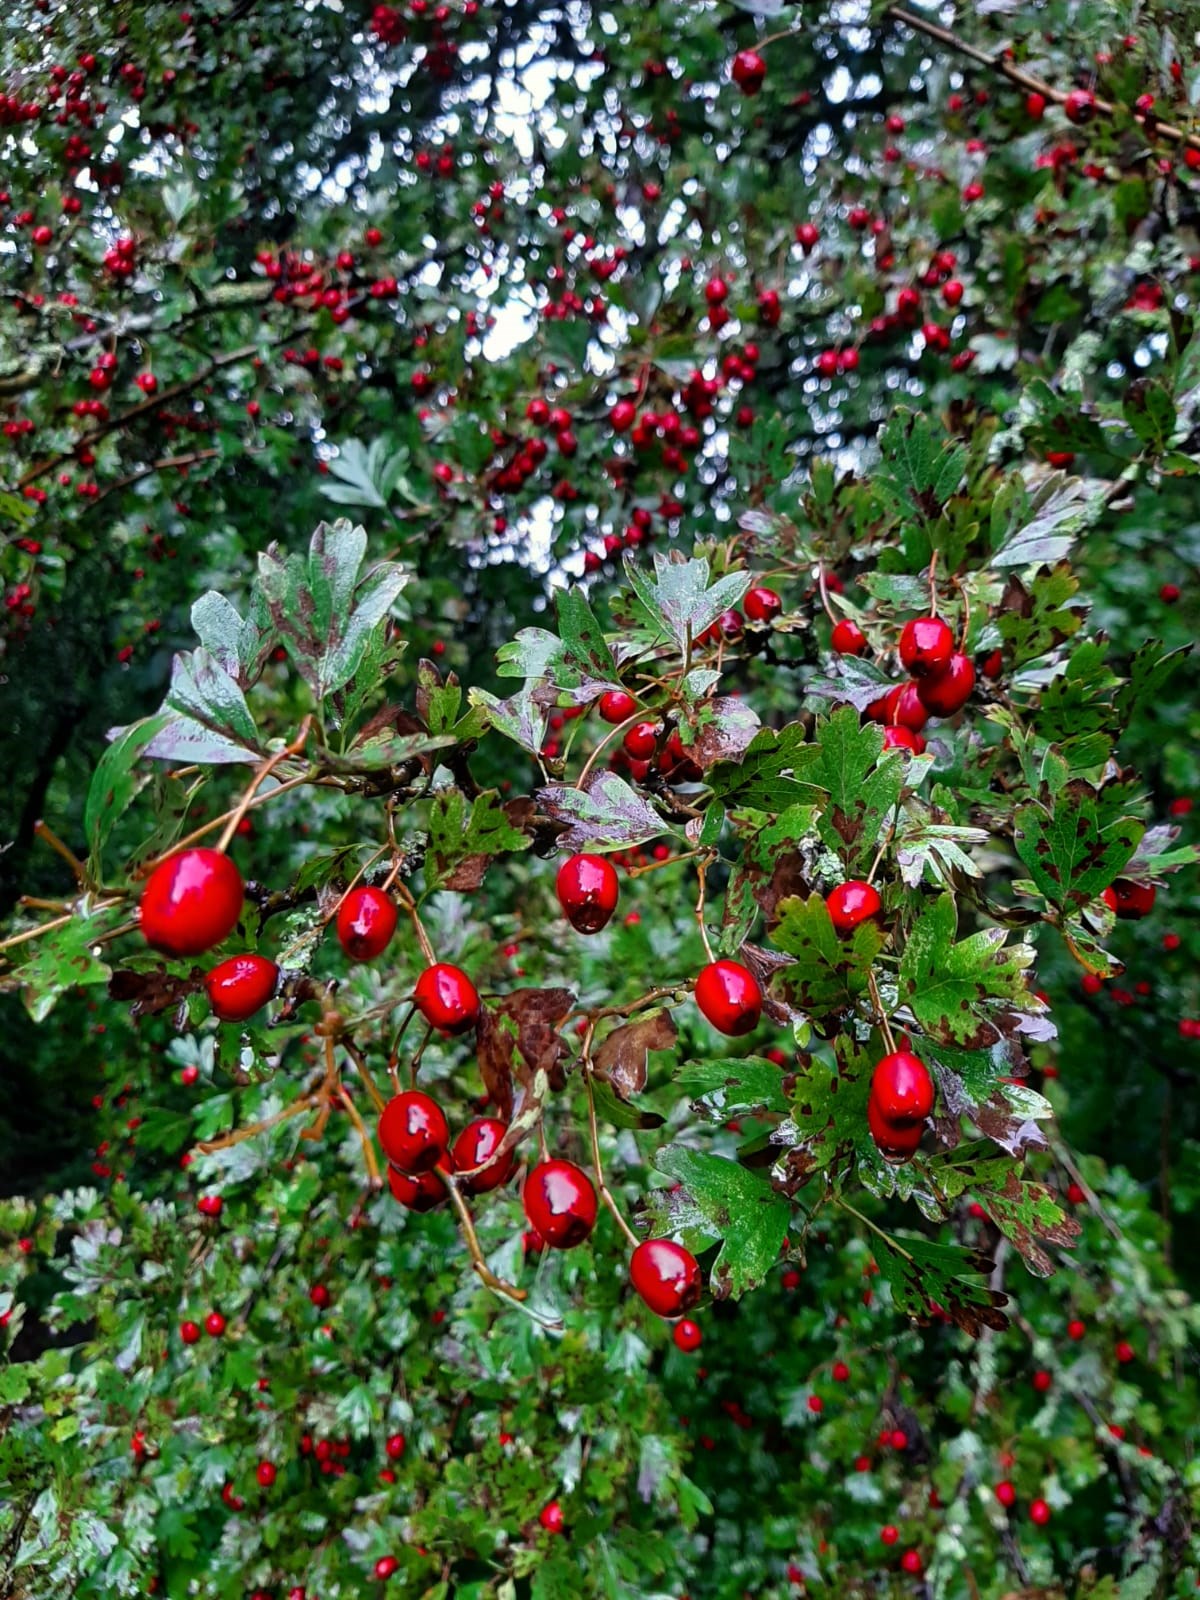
[1,0,1200,1597]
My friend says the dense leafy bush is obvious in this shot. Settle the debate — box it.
[2,3,1200,1598]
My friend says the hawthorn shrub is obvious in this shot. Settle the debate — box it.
[2,2,1200,1599]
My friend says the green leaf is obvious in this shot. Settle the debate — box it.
[536,771,671,853]
[470,682,549,758]
[996,565,1084,664]
[426,789,531,890]
[771,894,884,1016]
[321,438,411,510]
[1122,380,1176,453]
[977,1170,1081,1277]
[706,724,823,811]
[17,910,123,1021]
[897,893,1034,1048]
[653,1146,790,1298]
[1014,786,1144,910]
[622,550,750,652]
[675,1057,791,1118]
[872,1231,1008,1333]
[991,473,1094,568]
[1114,639,1192,726]
[85,710,174,868]
[809,709,902,868]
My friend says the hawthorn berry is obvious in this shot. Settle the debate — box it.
[870,1050,934,1125]
[204,953,279,1022]
[867,1097,923,1160]
[386,1432,406,1459]
[180,1320,201,1345]
[881,725,925,754]
[413,962,480,1033]
[257,1460,276,1487]
[597,688,637,723]
[832,1361,850,1382]
[880,1525,898,1546]
[831,618,868,656]
[556,852,620,933]
[884,682,930,732]
[204,1311,226,1337]
[694,959,763,1036]
[826,880,882,937]
[451,1117,514,1193]
[1063,88,1095,124]
[917,652,976,717]
[539,1499,565,1533]
[522,1159,597,1248]
[335,884,398,962]
[898,615,955,679]
[674,1318,702,1353]
[1103,880,1156,920]
[374,1555,400,1579]
[743,585,782,623]
[995,1479,1016,1507]
[387,1163,447,1213]
[629,1238,703,1317]
[140,848,244,957]
[1029,1497,1051,1525]
[623,720,660,760]
[378,1090,450,1174]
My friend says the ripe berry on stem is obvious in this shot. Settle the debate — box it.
[336,884,398,962]
[140,848,243,957]
[623,720,660,760]
[413,963,480,1033]
[556,852,620,933]
[674,1318,702,1353]
[870,1050,935,1125]
[730,50,766,94]
[831,618,868,656]
[387,1163,448,1212]
[630,1238,703,1317]
[694,959,763,1036]
[1103,880,1156,920]
[898,615,955,679]
[917,653,976,717]
[451,1117,514,1193]
[378,1090,450,1174]
[523,1159,597,1248]
[204,954,279,1022]
[598,689,637,723]
[744,585,782,623]
[826,880,882,937]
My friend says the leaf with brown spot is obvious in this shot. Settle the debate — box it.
[981,1171,1081,1277]
[108,967,199,1020]
[475,986,575,1122]
[685,696,762,770]
[873,1232,1009,1334]
[593,1009,677,1100]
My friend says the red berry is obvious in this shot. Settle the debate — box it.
[1063,88,1094,124]
[257,1460,276,1488]
[1115,1339,1134,1363]
[386,1432,406,1459]
[832,1360,850,1382]
[867,1098,923,1161]
[539,1499,565,1533]
[139,848,243,957]
[884,682,930,732]
[880,1525,898,1545]
[995,1479,1016,1507]
[1026,91,1047,118]
[336,885,398,961]
[387,1164,448,1212]
[556,852,620,933]
[623,720,659,760]
[180,1320,201,1345]
[1029,1497,1051,1525]
[379,1091,449,1174]
[899,615,955,678]
[630,1238,703,1317]
[597,689,637,723]
[942,279,964,307]
[1103,880,1156,920]
[204,954,279,1022]
[730,50,765,94]
[796,222,820,252]
[523,1159,597,1248]
[870,1050,934,1124]
[374,1555,399,1579]
[826,880,882,937]
[204,1311,226,1337]
[451,1117,513,1193]
[882,725,924,754]
[1032,1369,1052,1392]
[694,959,762,1036]
[413,963,480,1033]
[901,1551,923,1576]
[831,618,868,656]
[1067,1318,1086,1341]
[744,585,782,623]
[917,653,975,717]
[674,1318,702,1353]
[610,398,637,432]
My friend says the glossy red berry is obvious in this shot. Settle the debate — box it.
[917,652,976,717]
[556,852,619,933]
[630,1239,703,1317]
[623,720,660,760]
[451,1117,513,1193]
[898,615,955,679]
[731,49,766,94]
[387,1163,448,1212]
[379,1091,449,1174]
[539,1499,565,1533]
[523,1159,597,1248]
[1103,880,1156,920]
[204,1310,226,1337]
[826,880,883,937]
[413,963,480,1033]
[882,725,924,754]
[995,1480,1016,1507]
[374,1555,399,1579]
[385,1432,406,1459]
[598,689,637,723]
[257,1460,276,1488]
[744,585,782,623]
[867,1097,923,1160]
[1029,1497,1051,1525]
[180,1320,201,1345]
[880,1525,899,1546]
[694,959,762,1036]
[870,1050,935,1125]
[1063,88,1095,124]
[883,682,930,732]
[336,885,398,962]
[832,1360,850,1382]
[674,1318,702,1353]
[831,618,868,656]
[204,954,279,1022]
[140,848,243,957]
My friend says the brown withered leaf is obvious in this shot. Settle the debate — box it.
[593,1010,677,1100]
[738,941,804,1027]
[982,1171,1081,1278]
[108,967,198,1021]
[443,855,488,892]
[475,986,575,1122]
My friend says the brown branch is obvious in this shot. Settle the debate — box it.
[887,6,1200,153]
[87,448,221,508]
